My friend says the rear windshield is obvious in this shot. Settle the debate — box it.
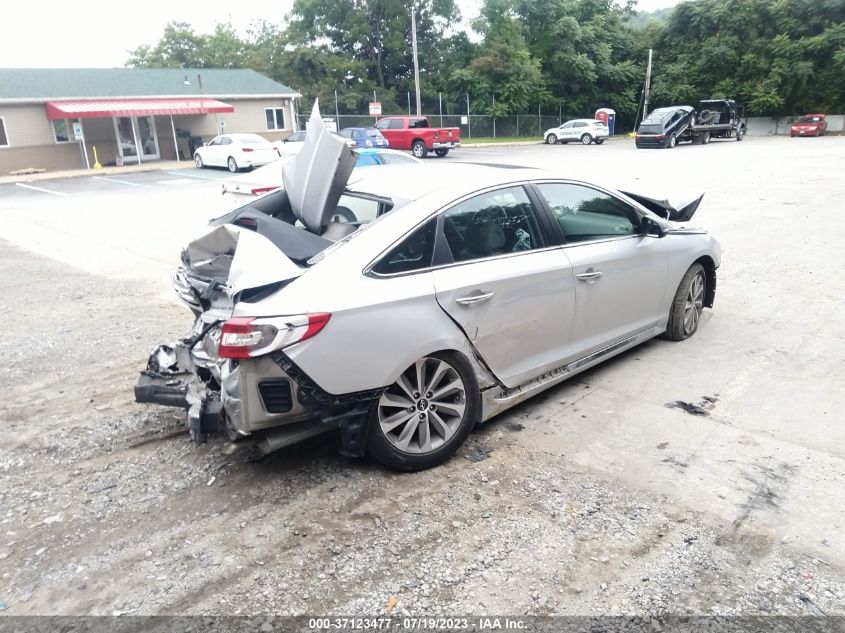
[240,134,270,144]
[638,124,663,134]
[797,116,822,123]
[409,118,429,128]
[364,128,383,137]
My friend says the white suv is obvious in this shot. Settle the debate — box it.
[544,119,609,145]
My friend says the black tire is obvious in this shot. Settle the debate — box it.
[227,156,239,172]
[194,153,204,169]
[663,263,707,341]
[736,127,744,141]
[330,206,357,223]
[367,351,480,471]
[561,140,569,144]
[434,148,449,157]
[594,139,605,145]
[702,132,710,144]
[580,133,592,145]
[411,140,428,158]
[546,133,558,145]
[667,134,677,149]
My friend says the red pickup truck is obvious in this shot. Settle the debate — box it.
[374,116,461,158]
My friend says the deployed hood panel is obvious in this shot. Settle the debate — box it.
[620,188,704,223]
[282,101,357,234]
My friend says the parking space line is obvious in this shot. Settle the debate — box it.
[15,183,68,196]
[165,171,218,180]
[92,176,147,188]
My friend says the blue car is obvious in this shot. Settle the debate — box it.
[339,127,389,148]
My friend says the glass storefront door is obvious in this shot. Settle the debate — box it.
[113,116,160,162]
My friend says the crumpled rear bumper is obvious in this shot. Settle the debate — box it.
[134,343,223,443]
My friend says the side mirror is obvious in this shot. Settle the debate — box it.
[643,217,666,238]
[202,142,209,147]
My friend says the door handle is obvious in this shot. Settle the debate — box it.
[456,291,495,306]
[576,270,603,281]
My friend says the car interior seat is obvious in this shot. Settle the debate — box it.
[322,222,358,242]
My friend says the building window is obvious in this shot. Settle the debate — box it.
[0,117,9,147]
[265,107,286,131]
[52,119,79,143]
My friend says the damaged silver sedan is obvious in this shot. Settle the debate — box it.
[136,103,722,471]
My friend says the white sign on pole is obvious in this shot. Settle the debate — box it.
[73,122,83,140]
[322,117,338,132]
[368,102,382,116]
[219,120,225,129]
[461,116,468,125]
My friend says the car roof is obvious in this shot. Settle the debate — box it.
[345,163,562,203]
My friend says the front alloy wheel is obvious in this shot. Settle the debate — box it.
[368,352,479,470]
[581,134,592,145]
[663,263,707,341]
[227,156,239,172]
[546,133,558,144]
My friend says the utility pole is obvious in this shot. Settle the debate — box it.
[643,48,653,125]
[334,89,340,127]
[411,4,422,115]
[466,93,471,139]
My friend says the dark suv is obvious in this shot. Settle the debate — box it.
[635,106,695,149]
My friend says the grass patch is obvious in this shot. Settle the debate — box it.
[462,136,541,144]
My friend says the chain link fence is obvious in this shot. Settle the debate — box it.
[296,113,573,140]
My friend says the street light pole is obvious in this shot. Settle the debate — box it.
[411,4,422,115]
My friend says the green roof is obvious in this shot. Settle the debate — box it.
[0,68,298,100]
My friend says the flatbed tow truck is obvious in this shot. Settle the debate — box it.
[683,99,747,144]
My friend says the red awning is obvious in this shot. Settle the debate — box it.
[45,98,235,120]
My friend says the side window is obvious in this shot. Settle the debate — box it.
[389,119,405,130]
[443,186,546,263]
[536,183,640,243]
[0,117,8,147]
[573,122,586,128]
[372,218,436,275]
[561,122,573,129]
[221,137,233,145]
[375,119,390,130]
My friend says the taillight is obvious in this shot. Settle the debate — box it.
[655,134,666,141]
[242,147,255,153]
[434,131,440,140]
[218,314,331,359]
[250,186,280,196]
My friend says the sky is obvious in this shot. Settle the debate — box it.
[1,0,681,69]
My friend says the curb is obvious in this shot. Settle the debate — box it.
[0,160,196,185]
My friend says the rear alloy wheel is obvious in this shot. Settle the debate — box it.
[434,148,449,157]
[580,133,592,145]
[227,156,239,172]
[367,352,479,471]
[663,263,706,341]
[668,134,677,148]
[546,133,558,144]
[411,140,428,158]
[194,154,204,169]
[736,128,744,141]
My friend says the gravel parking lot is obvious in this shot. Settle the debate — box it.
[0,136,843,617]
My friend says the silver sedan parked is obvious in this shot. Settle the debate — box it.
[137,105,721,471]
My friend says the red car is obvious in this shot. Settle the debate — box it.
[791,114,827,137]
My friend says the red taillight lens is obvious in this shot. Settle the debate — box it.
[218,317,265,359]
[250,186,280,196]
[655,134,665,141]
[242,147,255,153]
[217,313,331,359]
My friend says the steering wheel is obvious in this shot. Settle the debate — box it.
[471,204,507,227]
